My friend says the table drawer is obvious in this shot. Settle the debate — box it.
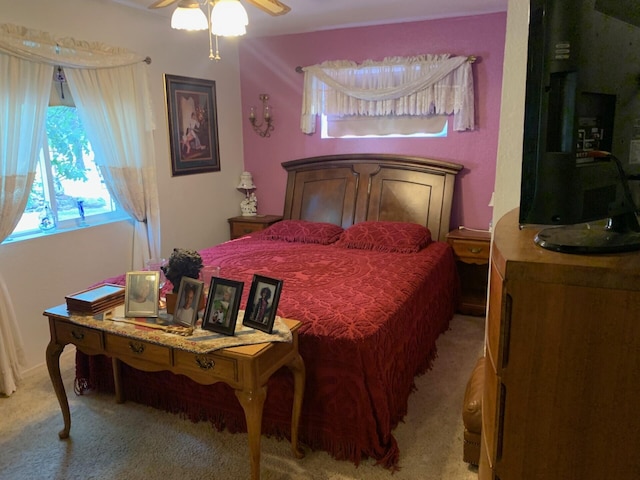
[230,221,264,238]
[174,350,238,384]
[451,239,490,262]
[105,334,172,366]
[55,321,102,350]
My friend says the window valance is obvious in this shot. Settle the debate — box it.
[300,54,475,134]
[0,23,148,68]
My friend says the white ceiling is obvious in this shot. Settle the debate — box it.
[110,0,508,37]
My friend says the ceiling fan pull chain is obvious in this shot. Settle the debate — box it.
[208,33,221,61]
[206,0,220,61]
[213,35,221,61]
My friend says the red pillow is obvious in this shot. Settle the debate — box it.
[334,221,432,253]
[258,220,344,245]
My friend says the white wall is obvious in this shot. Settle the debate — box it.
[0,0,246,370]
[493,0,529,224]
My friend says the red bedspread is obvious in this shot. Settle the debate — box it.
[76,236,458,468]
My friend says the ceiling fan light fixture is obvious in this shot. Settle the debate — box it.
[170,0,208,31]
[210,0,249,37]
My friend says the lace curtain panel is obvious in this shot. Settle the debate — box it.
[300,54,475,134]
[0,23,159,264]
[64,66,161,265]
[0,23,158,395]
[0,52,53,396]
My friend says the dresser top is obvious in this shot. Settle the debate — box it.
[493,208,640,290]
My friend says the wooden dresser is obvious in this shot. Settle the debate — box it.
[480,208,640,480]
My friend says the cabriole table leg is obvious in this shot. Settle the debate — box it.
[287,353,306,459]
[235,386,268,480]
[46,340,70,439]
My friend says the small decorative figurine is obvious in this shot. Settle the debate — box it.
[240,192,258,216]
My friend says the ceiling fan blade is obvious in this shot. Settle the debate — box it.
[148,0,180,9]
[244,0,291,16]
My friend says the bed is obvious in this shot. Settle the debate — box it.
[75,153,463,468]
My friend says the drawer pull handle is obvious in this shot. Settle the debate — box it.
[469,247,482,254]
[243,228,252,233]
[195,356,215,370]
[128,342,145,354]
[71,330,85,341]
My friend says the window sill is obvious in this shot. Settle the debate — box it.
[1,214,132,245]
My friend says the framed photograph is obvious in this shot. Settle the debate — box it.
[125,271,160,318]
[202,277,244,335]
[242,275,283,334]
[173,277,204,327]
[164,74,220,176]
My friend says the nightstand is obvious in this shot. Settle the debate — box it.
[446,229,491,316]
[228,215,283,240]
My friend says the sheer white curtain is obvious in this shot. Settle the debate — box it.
[65,65,160,265]
[0,23,160,264]
[300,54,475,134]
[0,23,158,395]
[0,52,52,395]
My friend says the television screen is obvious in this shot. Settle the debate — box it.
[519,0,640,253]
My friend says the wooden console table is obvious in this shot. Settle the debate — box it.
[44,304,305,480]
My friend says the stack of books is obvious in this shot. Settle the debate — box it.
[65,283,125,315]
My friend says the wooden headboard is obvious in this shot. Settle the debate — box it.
[282,154,463,242]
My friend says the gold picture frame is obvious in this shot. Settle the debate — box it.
[125,271,160,318]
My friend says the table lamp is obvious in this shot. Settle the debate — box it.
[237,171,257,216]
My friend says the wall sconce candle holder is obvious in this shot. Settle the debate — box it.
[249,94,274,137]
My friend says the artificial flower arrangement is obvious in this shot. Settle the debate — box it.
[161,248,203,294]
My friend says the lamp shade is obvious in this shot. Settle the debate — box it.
[171,0,208,31]
[211,0,249,37]
[237,171,256,190]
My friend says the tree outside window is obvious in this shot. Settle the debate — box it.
[8,106,125,239]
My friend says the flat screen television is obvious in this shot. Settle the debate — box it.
[519,0,640,253]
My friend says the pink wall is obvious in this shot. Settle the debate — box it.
[239,13,506,230]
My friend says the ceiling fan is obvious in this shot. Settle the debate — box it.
[149,0,290,59]
[148,0,291,16]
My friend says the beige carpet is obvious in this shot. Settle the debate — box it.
[0,314,483,480]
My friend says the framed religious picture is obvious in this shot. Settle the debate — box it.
[202,277,244,335]
[124,271,160,318]
[242,274,283,334]
[173,277,204,327]
[164,74,220,176]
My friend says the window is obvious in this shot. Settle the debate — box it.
[5,105,128,242]
[320,114,448,139]
[301,55,475,135]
